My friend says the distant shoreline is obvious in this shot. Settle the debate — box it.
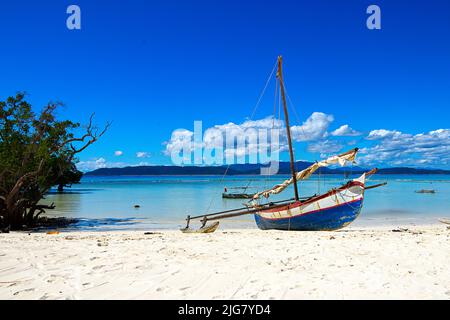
[84,166,450,177]
[82,173,450,176]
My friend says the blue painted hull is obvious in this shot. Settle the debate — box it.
[254,199,363,231]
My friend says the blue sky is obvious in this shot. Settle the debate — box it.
[0,0,449,170]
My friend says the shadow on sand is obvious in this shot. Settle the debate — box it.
[34,217,143,232]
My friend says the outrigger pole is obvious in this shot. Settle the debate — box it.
[364,182,387,190]
[183,196,317,230]
[277,56,299,201]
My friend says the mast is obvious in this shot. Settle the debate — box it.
[277,56,299,201]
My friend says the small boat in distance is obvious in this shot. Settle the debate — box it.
[222,187,256,199]
[181,56,385,233]
[415,189,436,194]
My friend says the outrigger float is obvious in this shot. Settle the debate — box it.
[181,56,386,233]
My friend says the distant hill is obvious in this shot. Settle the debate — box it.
[377,167,450,174]
[84,162,450,176]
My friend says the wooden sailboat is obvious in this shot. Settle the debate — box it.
[252,56,374,231]
[181,56,384,233]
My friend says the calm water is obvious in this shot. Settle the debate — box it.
[41,174,450,231]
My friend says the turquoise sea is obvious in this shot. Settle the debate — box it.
[41,174,450,231]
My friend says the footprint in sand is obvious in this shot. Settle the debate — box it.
[45,274,61,283]
[13,288,35,296]
[92,265,105,270]
[39,293,58,300]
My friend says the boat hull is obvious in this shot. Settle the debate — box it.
[254,174,367,231]
[254,198,363,231]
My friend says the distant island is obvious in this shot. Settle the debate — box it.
[84,161,450,176]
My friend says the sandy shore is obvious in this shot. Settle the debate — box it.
[1,225,449,300]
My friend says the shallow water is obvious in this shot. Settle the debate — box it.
[41,174,450,231]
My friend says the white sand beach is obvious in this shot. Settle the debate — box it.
[1,225,449,300]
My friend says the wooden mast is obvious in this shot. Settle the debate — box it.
[277,56,299,201]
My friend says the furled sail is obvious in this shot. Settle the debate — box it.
[253,148,359,200]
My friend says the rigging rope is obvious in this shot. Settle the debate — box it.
[204,60,278,215]
[272,77,279,129]
[250,61,278,120]
[284,82,353,195]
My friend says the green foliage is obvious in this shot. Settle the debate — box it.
[0,93,108,230]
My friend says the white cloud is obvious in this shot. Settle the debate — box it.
[163,114,450,168]
[76,158,108,172]
[137,161,151,166]
[76,158,153,172]
[366,129,405,140]
[164,112,334,158]
[114,150,123,156]
[291,112,334,141]
[136,151,150,158]
[358,129,450,167]
[76,158,130,172]
[307,140,343,154]
[331,125,361,137]
[164,129,194,156]
[164,117,287,161]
